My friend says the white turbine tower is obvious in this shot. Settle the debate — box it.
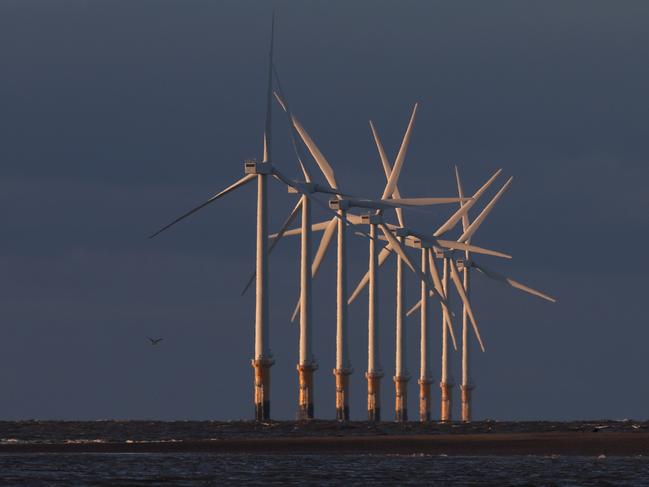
[453,167,556,421]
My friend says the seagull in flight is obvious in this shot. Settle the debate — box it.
[147,337,164,346]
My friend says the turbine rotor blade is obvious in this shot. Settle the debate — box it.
[406,298,422,317]
[387,197,468,206]
[435,240,512,259]
[473,262,556,303]
[262,13,275,163]
[370,120,405,228]
[242,198,303,295]
[272,83,311,182]
[449,258,485,352]
[283,111,338,190]
[149,174,256,239]
[444,309,458,352]
[454,165,470,233]
[270,220,331,238]
[428,251,457,348]
[347,245,393,305]
[378,224,418,275]
[381,103,418,200]
[459,177,513,243]
[434,168,502,236]
[311,217,338,277]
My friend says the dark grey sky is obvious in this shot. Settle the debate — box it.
[1,1,648,420]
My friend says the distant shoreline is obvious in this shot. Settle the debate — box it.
[1,432,648,456]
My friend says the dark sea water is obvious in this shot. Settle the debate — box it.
[1,421,648,485]
[2,453,648,486]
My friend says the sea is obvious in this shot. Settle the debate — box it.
[1,421,648,486]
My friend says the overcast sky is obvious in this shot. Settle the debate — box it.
[1,1,648,421]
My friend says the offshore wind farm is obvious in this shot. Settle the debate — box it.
[3,2,649,485]
[149,19,555,424]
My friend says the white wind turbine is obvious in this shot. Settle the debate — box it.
[348,168,508,420]
[453,166,556,422]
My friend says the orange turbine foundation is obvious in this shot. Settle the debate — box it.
[334,368,351,421]
[440,381,453,422]
[252,358,273,421]
[461,385,474,422]
[393,376,409,422]
[366,372,383,421]
[297,364,317,420]
[418,379,433,422]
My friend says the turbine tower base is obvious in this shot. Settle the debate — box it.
[366,371,383,422]
[460,384,474,422]
[297,363,318,420]
[418,378,433,422]
[334,368,352,421]
[252,357,274,421]
[440,381,454,422]
[393,375,410,422]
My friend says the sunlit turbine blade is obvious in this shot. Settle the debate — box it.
[270,220,331,238]
[311,217,338,277]
[290,216,337,322]
[435,239,511,259]
[281,108,339,190]
[427,250,457,348]
[370,120,405,228]
[406,298,422,317]
[427,249,446,298]
[272,86,311,182]
[378,224,418,275]
[149,174,256,239]
[387,197,468,206]
[449,258,485,352]
[454,165,470,234]
[242,198,303,295]
[262,13,275,163]
[459,176,513,243]
[434,168,502,236]
[381,103,418,200]
[444,310,458,351]
[473,262,557,303]
[347,245,393,305]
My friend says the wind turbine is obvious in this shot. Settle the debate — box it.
[453,167,556,421]
[348,169,507,420]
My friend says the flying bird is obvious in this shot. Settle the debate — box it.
[147,337,163,346]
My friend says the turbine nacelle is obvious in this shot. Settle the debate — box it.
[244,160,273,175]
[361,214,383,225]
[329,198,351,211]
